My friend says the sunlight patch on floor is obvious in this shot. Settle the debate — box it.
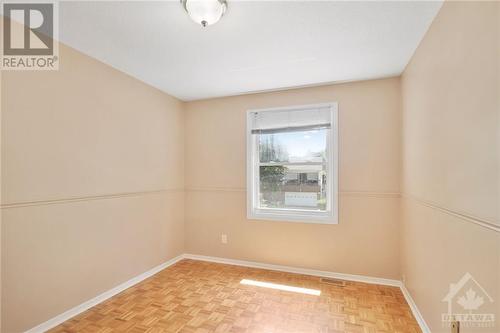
[240,279,321,296]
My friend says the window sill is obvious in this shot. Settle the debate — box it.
[247,209,338,225]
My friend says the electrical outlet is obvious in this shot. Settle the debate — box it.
[221,234,228,244]
[451,321,460,333]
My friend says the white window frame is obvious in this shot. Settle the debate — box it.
[246,102,339,224]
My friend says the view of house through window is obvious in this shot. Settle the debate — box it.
[258,130,327,211]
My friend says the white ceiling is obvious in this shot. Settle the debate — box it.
[59,1,443,101]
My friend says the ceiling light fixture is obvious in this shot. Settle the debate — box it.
[181,0,227,27]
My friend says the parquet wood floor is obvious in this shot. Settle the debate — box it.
[50,259,421,333]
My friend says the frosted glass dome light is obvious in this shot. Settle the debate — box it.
[181,0,228,27]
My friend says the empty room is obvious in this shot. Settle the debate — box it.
[1,0,499,332]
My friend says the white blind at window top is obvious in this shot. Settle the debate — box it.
[250,106,332,134]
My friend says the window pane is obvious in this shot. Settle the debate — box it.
[259,130,327,163]
[259,164,327,211]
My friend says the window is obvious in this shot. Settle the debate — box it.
[246,103,338,224]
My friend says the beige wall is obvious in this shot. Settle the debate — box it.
[401,1,499,332]
[184,77,402,280]
[1,44,185,332]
